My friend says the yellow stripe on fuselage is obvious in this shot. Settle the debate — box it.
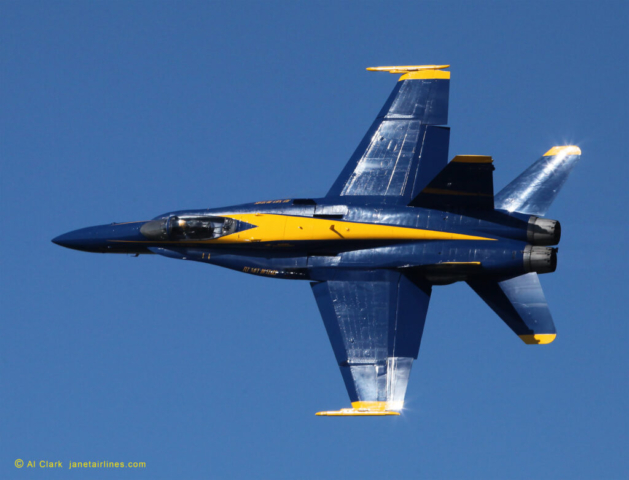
[208,214,495,244]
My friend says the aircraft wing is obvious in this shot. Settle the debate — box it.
[311,270,431,415]
[326,65,450,205]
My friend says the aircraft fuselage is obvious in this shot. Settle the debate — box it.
[53,198,559,284]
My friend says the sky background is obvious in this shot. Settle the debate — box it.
[1,1,627,479]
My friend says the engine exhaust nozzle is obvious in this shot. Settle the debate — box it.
[524,245,557,274]
[527,216,561,245]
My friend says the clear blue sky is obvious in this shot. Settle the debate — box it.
[1,1,627,479]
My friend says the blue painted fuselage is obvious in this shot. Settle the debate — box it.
[52,197,544,284]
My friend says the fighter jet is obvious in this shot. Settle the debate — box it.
[53,65,581,416]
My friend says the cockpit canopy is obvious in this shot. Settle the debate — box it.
[140,215,237,241]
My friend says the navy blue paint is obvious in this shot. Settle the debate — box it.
[52,222,151,254]
[384,78,449,123]
[311,270,429,403]
[411,157,495,210]
[326,78,449,199]
[311,281,348,365]
[389,274,431,359]
[408,125,451,199]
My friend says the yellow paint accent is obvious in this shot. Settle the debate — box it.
[399,70,450,81]
[366,65,450,81]
[439,261,481,265]
[519,334,557,345]
[351,401,388,411]
[111,214,497,245]
[209,214,496,244]
[543,146,581,156]
[316,401,401,416]
[451,155,493,164]
[367,65,449,73]
[316,410,399,416]
[422,187,493,197]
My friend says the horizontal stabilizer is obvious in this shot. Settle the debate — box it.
[409,155,494,209]
[467,273,556,344]
[494,146,581,216]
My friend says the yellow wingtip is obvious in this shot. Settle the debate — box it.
[543,146,581,156]
[366,65,450,81]
[316,401,401,416]
[366,65,450,72]
[519,334,557,345]
[316,410,400,417]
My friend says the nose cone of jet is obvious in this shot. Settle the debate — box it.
[52,231,84,250]
[52,225,114,252]
[52,222,149,253]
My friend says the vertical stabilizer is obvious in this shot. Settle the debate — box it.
[494,146,581,216]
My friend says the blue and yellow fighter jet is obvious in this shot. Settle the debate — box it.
[53,65,581,416]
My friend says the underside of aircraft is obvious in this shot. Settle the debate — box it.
[53,65,581,416]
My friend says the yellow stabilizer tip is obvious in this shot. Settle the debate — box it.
[316,409,400,417]
[543,146,581,156]
[519,334,557,345]
[367,65,450,81]
[451,155,493,164]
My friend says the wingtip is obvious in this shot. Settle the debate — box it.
[316,409,400,417]
[519,334,557,345]
[367,65,450,73]
[544,146,581,156]
[316,401,402,416]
